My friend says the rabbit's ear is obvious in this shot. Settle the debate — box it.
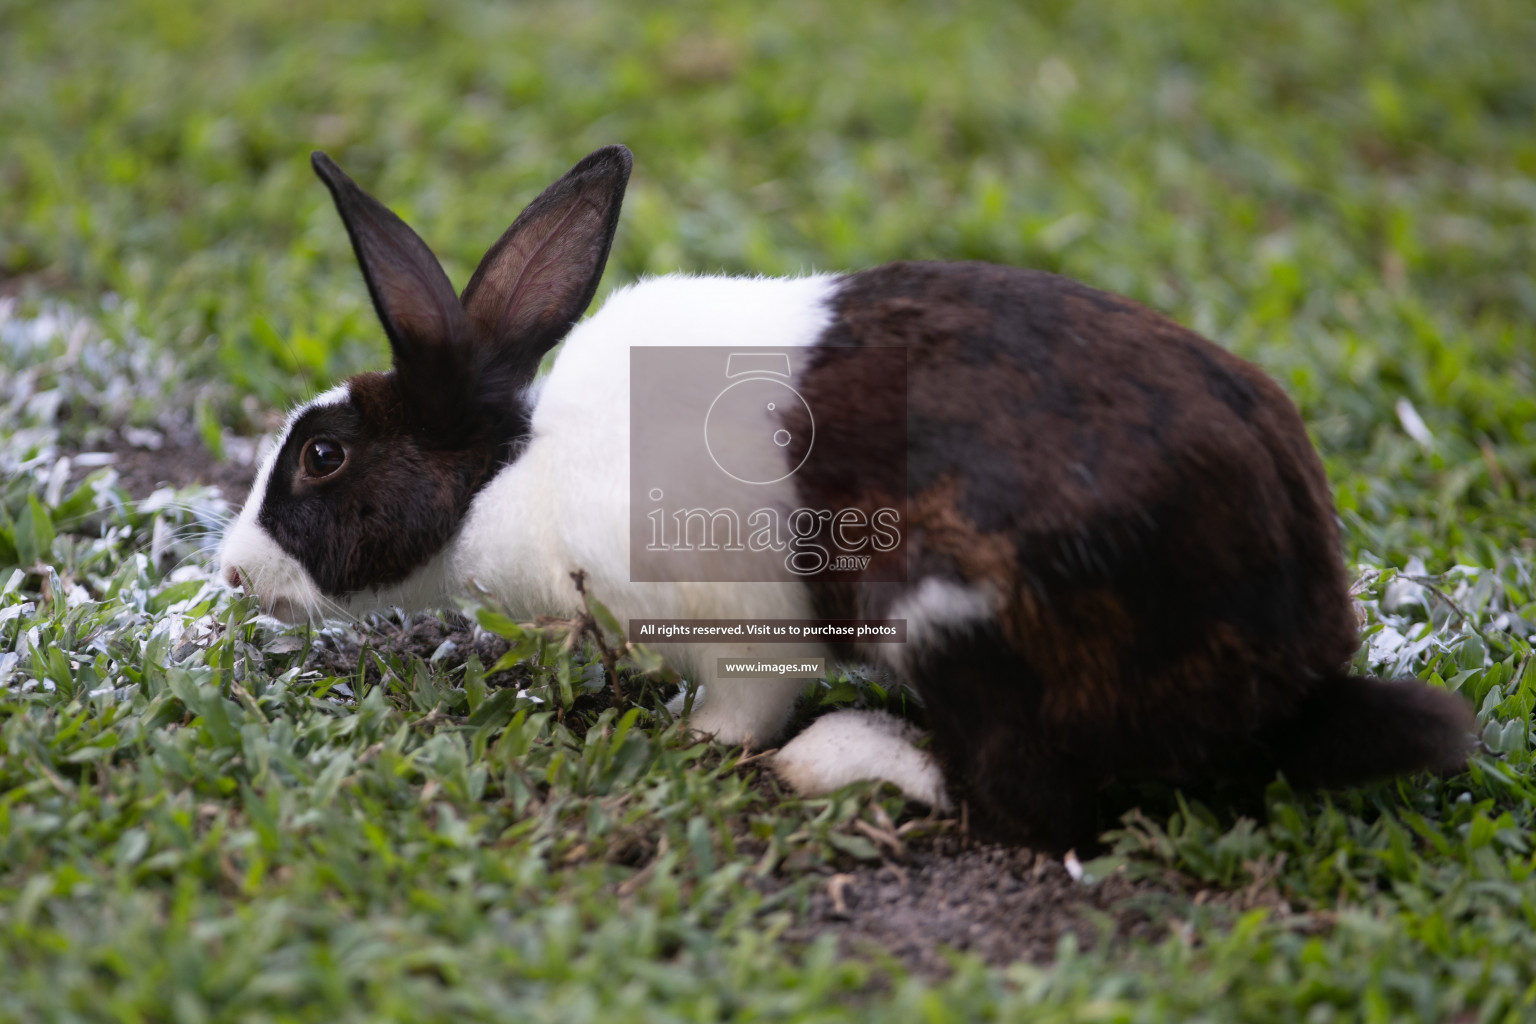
[460,145,632,383]
[311,151,471,369]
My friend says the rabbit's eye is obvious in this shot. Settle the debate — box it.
[302,439,347,479]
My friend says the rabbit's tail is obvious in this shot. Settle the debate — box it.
[1267,674,1475,788]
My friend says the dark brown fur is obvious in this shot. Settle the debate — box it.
[791,261,1473,851]
[257,372,517,595]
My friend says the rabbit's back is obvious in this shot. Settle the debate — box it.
[786,261,1358,779]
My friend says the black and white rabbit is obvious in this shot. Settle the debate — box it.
[220,145,1473,852]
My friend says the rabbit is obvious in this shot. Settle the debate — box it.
[219,144,1474,852]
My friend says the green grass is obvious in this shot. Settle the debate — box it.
[2,0,1536,1019]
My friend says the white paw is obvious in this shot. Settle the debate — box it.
[770,709,952,810]
[667,678,801,748]
[685,702,769,747]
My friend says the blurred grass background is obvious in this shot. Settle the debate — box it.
[4,0,1534,569]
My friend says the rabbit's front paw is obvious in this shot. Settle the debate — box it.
[673,678,801,748]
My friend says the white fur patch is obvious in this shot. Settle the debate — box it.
[307,383,352,409]
[771,709,952,810]
[339,555,451,619]
[454,274,841,745]
[896,577,1000,645]
[218,382,354,622]
[876,577,1001,673]
[218,515,328,623]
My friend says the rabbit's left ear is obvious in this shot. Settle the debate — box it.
[310,151,470,363]
[460,145,632,385]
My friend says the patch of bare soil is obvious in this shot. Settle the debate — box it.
[780,840,1181,974]
[781,838,1304,976]
[67,433,259,504]
[108,439,259,503]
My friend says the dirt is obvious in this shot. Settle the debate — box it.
[64,432,259,505]
[777,840,1173,974]
[784,837,1309,976]
[105,438,259,503]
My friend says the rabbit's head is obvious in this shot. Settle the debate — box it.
[219,146,631,621]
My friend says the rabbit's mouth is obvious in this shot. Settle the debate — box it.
[219,506,331,625]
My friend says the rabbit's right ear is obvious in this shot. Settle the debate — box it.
[460,145,632,385]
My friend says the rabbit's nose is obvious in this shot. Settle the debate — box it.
[225,567,244,590]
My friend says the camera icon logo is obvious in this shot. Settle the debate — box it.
[703,353,815,485]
